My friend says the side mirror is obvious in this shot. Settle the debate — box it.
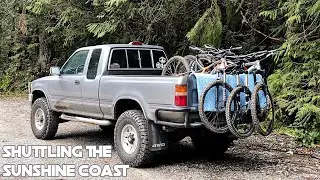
[50,66,60,76]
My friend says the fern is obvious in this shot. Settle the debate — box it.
[186,0,222,46]
[266,0,320,145]
[87,21,118,38]
[105,0,128,7]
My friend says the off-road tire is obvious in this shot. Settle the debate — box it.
[114,110,154,167]
[199,80,233,133]
[31,97,59,140]
[226,85,254,138]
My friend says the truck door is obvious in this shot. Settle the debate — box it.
[81,48,104,118]
[50,50,89,115]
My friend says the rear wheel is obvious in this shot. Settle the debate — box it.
[161,56,190,76]
[184,55,201,72]
[114,110,154,167]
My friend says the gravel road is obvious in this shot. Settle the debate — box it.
[0,98,319,180]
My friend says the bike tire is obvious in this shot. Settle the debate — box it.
[195,56,212,70]
[226,85,254,138]
[251,82,274,136]
[184,55,197,72]
[161,56,190,76]
[199,80,233,133]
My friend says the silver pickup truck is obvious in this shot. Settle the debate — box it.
[28,42,232,167]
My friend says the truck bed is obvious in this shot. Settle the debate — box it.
[99,75,190,121]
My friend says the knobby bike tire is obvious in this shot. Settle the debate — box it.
[199,80,233,133]
[161,56,190,76]
[251,82,275,136]
[226,85,254,138]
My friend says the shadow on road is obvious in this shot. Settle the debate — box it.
[52,126,277,170]
[155,141,278,170]
[54,127,114,146]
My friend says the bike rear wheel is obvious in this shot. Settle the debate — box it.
[184,55,201,72]
[195,56,212,70]
[199,80,233,133]
[162,56,190,76]
[226,85,254,138]
[251,82,274,136]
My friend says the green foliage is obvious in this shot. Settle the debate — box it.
[265,0,320,146]
[87,21,118,38]
[186,0,222,46]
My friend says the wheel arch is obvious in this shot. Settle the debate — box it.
[113,98,147,120]
[31,89,53,109]
[32,89,47,104]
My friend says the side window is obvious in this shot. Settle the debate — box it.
[61,50,89,75]
[153,50,167,69]
[110,49,127,69]
[139,50,152,68]
[127,50,140,68]
[87,49,102,79]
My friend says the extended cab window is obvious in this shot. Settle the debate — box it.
[110,49,127,69]
[153,50,167,69]
[87,49,102,79]
[127,50,140,68]
[109,48,165,70]
[61,50,89,75]
[140,50,153,68]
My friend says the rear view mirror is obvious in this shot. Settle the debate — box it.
[50,66,60,76]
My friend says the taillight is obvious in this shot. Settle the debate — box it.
[175,85,187,107]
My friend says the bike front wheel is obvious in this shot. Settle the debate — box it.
[251,82,275,136]
[226,85,254,138]
[199,80,233,133]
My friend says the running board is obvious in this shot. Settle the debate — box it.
[60,114,113,126]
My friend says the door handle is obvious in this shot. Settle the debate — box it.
[75,80,80,85]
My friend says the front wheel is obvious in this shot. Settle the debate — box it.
[31,97,59,140]
[199,80,233,133]
[226,85,254,138]
[114,110,154,167]
[251,82,275,136]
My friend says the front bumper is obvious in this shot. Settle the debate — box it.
[155,108,203,128]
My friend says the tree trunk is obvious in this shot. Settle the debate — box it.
[38,33,51,71]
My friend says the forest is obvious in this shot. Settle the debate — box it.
[0,0,319,146]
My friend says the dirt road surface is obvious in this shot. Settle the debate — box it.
[0,98,319,180]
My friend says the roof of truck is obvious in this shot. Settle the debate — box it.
[78,44,164,50]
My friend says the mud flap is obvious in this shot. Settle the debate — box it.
[148,121,168,151]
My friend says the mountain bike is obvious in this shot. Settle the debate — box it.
[225,50,277,137]
[198,58,236,133]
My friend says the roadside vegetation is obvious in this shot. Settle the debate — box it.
[0,0,319,146]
